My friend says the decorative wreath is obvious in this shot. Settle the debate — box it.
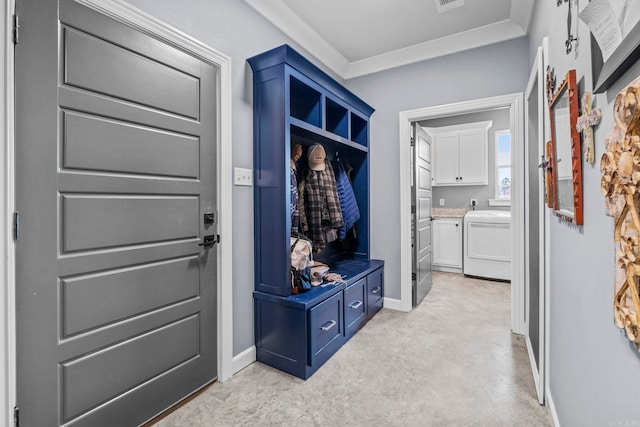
[601,75,640,348]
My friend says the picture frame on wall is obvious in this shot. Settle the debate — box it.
[580,0,640,93]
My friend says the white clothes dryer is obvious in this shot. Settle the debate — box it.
[463,210,511,281]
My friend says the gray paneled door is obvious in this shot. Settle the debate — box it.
[15,0,218,425]
[412,124,433,307]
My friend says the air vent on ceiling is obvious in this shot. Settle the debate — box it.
[435,0,464,13]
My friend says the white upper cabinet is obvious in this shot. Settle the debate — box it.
[430,121,492,186]
[433,133,459,185]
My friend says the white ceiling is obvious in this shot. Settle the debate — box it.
[245,0,535,80]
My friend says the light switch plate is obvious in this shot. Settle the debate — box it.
[234,167,253,186]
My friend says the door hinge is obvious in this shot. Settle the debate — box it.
[410,137,415,147]
[411,273,417,281]
[13,14,19,45]
[13,212,19,240]
[14,406,19,427]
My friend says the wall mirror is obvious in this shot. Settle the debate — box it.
[549,69,583,224]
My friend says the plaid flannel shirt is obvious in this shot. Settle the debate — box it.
[299,160,343,250]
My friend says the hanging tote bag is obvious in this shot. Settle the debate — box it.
[290,233,313,294]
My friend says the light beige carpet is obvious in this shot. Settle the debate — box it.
[149,272,553,426]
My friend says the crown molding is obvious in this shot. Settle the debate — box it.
[244,0,350,78]
[346,20,525,79]
[246,0,531,80]
[509,0,535,33]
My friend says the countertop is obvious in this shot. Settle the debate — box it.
[432,208,466,218]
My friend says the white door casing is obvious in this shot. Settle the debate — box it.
[2,1,17,426]
[398,93,525,336]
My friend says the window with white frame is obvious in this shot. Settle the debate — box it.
[495,130,511,200]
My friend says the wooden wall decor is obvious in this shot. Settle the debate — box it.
[546,66,556,103]
[576,92,601,164]
[549,69,583,224]
[545,140,556,209]
[601,75,640,348]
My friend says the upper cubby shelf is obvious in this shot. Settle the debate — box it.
[290,76,322,128]
[326,98,348,139]
[351,113,368,146]
[288,74,370,146]
[249,44,374,148]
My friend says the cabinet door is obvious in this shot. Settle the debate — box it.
[344,278,367,336]
[309,291,344,367]
[366,267,384,317]
[433,133,459,185]
[458,129,487,185]
[432,219,462,268]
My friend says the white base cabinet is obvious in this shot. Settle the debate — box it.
[432,218,462,273]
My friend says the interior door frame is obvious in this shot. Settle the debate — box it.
[524,40,547,405]
[1,1,234,423]
[541,36,552,410]
[2,1,17,425]
[397,93,526,336]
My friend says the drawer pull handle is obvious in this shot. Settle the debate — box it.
[349,301,363,309]
[371,287,381,294]
[321,320,337,332]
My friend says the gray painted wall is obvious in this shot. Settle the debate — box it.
[419,109,511,212]
[123,1,527,349]
[527,1,640,425]
[346,38,529,299]
[123,0,344,356]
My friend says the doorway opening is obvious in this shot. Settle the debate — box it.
[398,93,526,334]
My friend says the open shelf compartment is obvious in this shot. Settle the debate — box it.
[326,98,349,139]
[290,76,322,128]
[351,113,368,146]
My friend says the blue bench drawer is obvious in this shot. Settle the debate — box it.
[308,290,344,367]
[367,267,384,317]
[344,278,367,337]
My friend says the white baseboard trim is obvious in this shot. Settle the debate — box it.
[546,387,560,427]
[231,345,256,377]
[383,297,408,312]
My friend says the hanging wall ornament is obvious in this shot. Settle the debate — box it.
[546,66,556,104]
[600,75,640,349]
[576,92,601,164]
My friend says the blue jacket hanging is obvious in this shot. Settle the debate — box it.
[334,159,360,240]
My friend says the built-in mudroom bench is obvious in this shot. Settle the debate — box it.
[248,45,384,379]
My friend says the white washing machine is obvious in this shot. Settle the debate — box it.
[463,210,511,281]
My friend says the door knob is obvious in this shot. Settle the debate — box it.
[199,234,220,248]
